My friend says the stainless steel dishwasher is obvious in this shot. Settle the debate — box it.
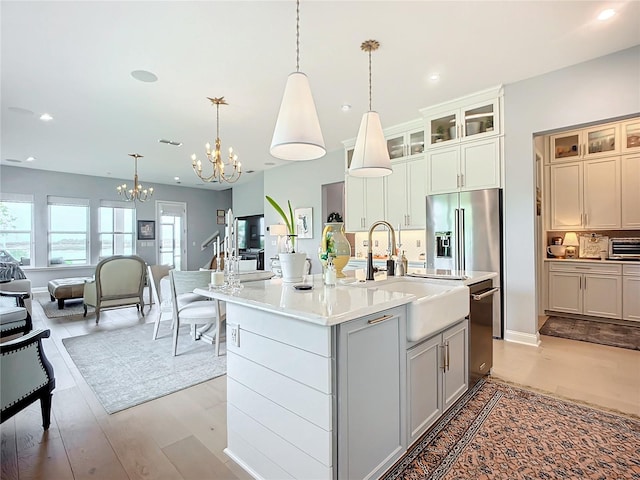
[468,280,499,386]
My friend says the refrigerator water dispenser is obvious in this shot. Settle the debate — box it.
[435,231,452,258]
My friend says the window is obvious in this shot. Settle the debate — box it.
[48,196,89,265]
[0,193,34,266]
[99,201,135,258]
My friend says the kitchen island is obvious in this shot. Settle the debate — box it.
[195,271,495,480]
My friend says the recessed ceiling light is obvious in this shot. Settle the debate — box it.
[174,176,180,182]
[429,73,440,82]
[597,8,615,20]
[39,113,53,121]
[131,70,158,83]
[159,139,182,146]
[26,156,35,162]
[341,104,352,112]
[8,106,34,116]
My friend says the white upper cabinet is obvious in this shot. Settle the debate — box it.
[550,124,619,163]
[421,86,502,149]
[385,157,427,229]
[621,118,640,154]
[621,153,640,228]
[385,120,425,161]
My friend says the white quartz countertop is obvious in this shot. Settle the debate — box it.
[194,270,496,327]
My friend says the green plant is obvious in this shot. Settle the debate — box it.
[265,195,296,251]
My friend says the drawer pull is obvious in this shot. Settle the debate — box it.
[471,287,500,301]
[367,314,394,325]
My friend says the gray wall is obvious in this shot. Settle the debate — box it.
[263,149,345,274]
[502,45,640,345]
[232,171,264,217]
[0,166,231,288]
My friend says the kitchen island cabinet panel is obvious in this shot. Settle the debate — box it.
[228,352,332,429]
[228,327,332,394]
[442,321,469,409]
[337,307,406,480]
[227,405,330,480]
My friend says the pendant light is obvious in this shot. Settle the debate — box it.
[270,0,325,161]
[349,39,392,177]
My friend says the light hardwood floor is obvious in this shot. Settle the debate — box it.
[2,295,639,479]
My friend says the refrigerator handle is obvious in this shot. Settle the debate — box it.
[459,208,466,270]
[454,208,460,270]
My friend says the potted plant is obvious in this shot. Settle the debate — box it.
[266,195,306,282]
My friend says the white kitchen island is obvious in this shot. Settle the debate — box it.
[195,271,495,480]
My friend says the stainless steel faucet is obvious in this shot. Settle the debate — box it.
[366,220,396,280]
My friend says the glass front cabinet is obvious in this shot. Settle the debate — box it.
[385,120,425,161]
[622,118,640,153]
[424,93,500,148]
[550,124,620,162]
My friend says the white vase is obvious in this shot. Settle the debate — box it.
[278,252,307,283]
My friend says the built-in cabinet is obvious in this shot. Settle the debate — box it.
[621,154,640,228]
[385,120,425,160]
[344,175,384,232]
[337,307,406,480]
[547,262,623,319]
[421,86,503,196]
[385,156,426,228]
[549,157,621,230]
[622,264,640,322]
[406,319,468,444]
[621,119,640,154]
[550,124,620,162]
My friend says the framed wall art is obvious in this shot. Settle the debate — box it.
[294,207,313,239]
[137,220,156,240]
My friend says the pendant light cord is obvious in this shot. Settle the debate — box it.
[368,48,372,111]
[296,0,300,72]
[216,102,220,139]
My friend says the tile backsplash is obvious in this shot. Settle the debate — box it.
[352,230,426,262]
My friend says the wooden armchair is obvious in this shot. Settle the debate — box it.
[83,255,146,324]
[1,329,56,430]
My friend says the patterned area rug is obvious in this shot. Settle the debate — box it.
[382,379,640,479]
[63,322,226,414]
[540,316,640,350]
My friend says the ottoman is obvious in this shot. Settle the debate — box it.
[48,277,93,309]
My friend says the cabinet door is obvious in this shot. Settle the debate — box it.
[385,162,407,227]
[460,138,500,191]
[621,119,640,154]
[337,310,405,480]
[583,274,622,319]
[462,99,499,141]
[345,175,366,231]
[387,133,406,160]
[406,157,427,228]
[548,272,582,314]
[550,130,581,162]
[583,157,620,229]
[364,177,385,228]
[623,275,640,322]
[427,147,459,194]
[442,321,468,411]
[584,124,619,158]
[408,129,425,156]
[427,112,458,147]
[406,335,442,444]
[621,154,640,228]
[550,162,583,230]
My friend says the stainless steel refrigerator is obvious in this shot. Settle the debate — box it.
[426,188,503,338]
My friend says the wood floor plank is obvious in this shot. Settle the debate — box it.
[17,433,74,480]
[1,417,19,480]
[52,387,129,480]
[162,435,238,480]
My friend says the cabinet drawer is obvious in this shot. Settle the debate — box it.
[548,262,622,275]
[623,264,640,276]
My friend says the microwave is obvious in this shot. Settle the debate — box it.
[608,238,640,259]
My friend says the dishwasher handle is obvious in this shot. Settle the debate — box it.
[471,287,500,301]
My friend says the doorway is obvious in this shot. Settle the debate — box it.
[156,201,187,270]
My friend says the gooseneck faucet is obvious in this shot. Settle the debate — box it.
[366,220,396,280]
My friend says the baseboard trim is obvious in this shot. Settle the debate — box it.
[504,329,540,347]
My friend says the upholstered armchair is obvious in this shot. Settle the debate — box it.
[0,291,33,338]
[83,255,146,324]
[1,329,56,430]
[0,278,32,316]
[147,264,173,340]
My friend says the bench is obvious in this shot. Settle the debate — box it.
[48,277,93,309]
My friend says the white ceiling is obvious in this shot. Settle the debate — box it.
[2,1,639,191]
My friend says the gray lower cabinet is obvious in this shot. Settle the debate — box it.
[407,319,468,444]
[337,307,407,480]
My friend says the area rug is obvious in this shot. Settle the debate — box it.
[540,315,640,350]
[62,322,226,414]
[381,378,640,480]
[36,293,93,318]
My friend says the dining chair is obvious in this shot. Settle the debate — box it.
[147,264,173,340]
[168,270,224,356]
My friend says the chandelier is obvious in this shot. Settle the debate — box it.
[117,153,154,202]
[191,97,242,184]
